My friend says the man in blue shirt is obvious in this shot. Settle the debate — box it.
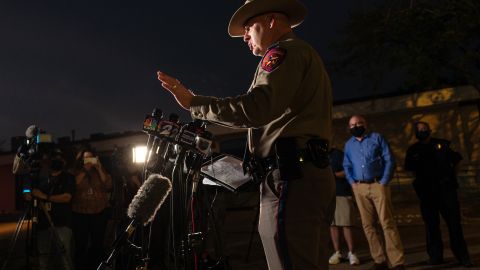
[343,115,405,270]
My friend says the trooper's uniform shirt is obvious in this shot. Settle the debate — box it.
[190,32,332,158]
[189,32,335,270]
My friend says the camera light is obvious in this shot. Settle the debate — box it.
[36,134,53,143]
[132,146,149,164]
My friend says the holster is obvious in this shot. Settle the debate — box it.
[275,137,303,181]
[275,137,330,181]
[304,138,330,168]
[243,154,276,185]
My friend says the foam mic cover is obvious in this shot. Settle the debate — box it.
[25,125,38,139]
[127,174,172,225]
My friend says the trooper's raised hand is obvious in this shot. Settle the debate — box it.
[157,71,195,110]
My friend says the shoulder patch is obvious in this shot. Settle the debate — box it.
[261,47,286,72]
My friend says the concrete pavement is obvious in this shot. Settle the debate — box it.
[220,187,480,270]
[1,186,479,270]
[221,209,480,270]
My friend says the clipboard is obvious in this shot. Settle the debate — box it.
[200,154,252,193]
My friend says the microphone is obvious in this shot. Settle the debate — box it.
[177,120,213,155]
[25,125,38,139]
[159,120,180,137]
[151,115,181,174]
[142,109,163,136]
[127,173,172,225]
[177,120,203,148]
[144,112,182,176]
[98,174,172,270]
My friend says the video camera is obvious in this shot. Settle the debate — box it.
[16,125,56,171]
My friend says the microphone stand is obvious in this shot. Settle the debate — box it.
[105,128,159,270]
[97,220,141,270]
[169,146,188,269]
[137,135,160,270]
[168,147,206,270]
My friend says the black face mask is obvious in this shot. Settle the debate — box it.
[350,126,366,137]
[415,130,431,141]
[50,159,64,171]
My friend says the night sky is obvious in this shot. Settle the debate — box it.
[0,0,371,150]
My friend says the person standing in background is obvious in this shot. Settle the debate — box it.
[72,149,112,270]
[328,147,360,266]
[404,121,474,267]
[343,115,405,270]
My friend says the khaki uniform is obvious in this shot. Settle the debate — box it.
[190,33,335,270]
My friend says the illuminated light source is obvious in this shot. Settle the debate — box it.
[132,146,149,163]
[36,134,53,143]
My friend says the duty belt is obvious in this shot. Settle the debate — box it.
[243,137,330,183]
[258,156,278,171]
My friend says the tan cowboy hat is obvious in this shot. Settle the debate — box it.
[228,0,308,37]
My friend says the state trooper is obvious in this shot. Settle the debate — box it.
[157,0,335,268]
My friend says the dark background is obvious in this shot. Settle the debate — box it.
[0,0,376,149]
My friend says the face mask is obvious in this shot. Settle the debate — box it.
[350,126,366,137]
[50,159,64,171]
[415,130,430,141]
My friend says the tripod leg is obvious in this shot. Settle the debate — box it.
[37,201,73,270]
[28,199,39,266]
[1,208,28,270]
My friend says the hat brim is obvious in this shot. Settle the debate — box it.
[228,0,307,37]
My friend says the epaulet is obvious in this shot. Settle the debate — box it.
[261,44,287,72]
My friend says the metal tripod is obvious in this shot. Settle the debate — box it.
[1,199,72,270]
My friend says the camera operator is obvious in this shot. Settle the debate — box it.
[24,153,76,270]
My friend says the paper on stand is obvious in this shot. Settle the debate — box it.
[201,155,251,190]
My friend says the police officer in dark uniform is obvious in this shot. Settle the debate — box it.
[404,121,474,267]
[156,0,335,269]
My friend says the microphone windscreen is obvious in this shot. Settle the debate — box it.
[127,174,172,225]
[25,125,38,139]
